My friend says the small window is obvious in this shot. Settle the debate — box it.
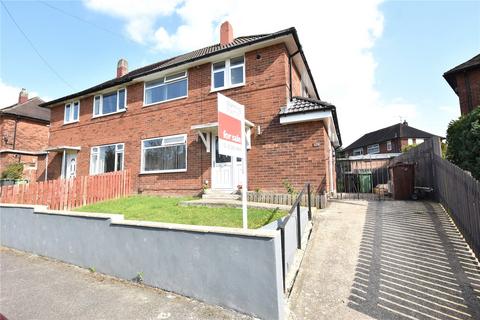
[93,88,127,117]
[144,71,188,106]
[408,138,414,145]
[212,56,245,90]
[141,134,187,173]
[386,140,392,151]
[90,143,124,175]
[367,144,380,154]
[353,148,363,156]
[64,101,80,124]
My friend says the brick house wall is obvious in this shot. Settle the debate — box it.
[453,69,480,115]
[47,43,335,195]
[0,115,49,181]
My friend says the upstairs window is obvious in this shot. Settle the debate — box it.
[141,134,187,173]
[386,140,392,151]
[90,143,124,175]
[212,56,245,90]
[93,88,126,117]
[144,71,188,106]
[353,148,363,156]
[367,144,380,154]
[64,101,80,124]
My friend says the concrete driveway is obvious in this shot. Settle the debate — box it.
[289,200,480,320]
[0,248,249,320]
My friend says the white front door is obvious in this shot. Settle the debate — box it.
[65,152,77,179]
[212,136,243,190]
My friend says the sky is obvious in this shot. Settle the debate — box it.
[0,0,479,146]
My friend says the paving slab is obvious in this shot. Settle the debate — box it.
[288,200,480,320]
[0,247,251,320]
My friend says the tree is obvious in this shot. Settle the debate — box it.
[446,107,480,180]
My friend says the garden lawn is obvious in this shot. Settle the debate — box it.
[75,195,286,229]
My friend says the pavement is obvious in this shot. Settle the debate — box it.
[288,200,480,320]
[0,247,250,320]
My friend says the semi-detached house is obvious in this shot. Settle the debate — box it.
[40,22,342,196]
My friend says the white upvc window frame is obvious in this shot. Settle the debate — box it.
[140,134,188,174]
[64,100,80,124]
[89,143,125,175]
[143,71,188,107]
[408,138,414,145]
[367,144,380,154]
[353,148,363,156]
[386,140,392,151]
[211,55,245,92]
[92,88,127,118]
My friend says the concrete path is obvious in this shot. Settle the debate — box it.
[289,200,480,320]
[0,248,250,320]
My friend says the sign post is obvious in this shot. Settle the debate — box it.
[217,93,248,229]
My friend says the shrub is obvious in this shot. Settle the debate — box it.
[402,144,417,153]
[446,107,480,180]
[1,162,24,179]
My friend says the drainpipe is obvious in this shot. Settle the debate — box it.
[288,50,300,101]
[12,117,18,149]
[44,152,49,182]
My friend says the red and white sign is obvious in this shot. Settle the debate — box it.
[217,93,245,158]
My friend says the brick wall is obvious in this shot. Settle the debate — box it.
[47,43,333,195]
[454,69,480,115]
[0,115,49,181]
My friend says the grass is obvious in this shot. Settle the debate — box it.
[74,195,286,229]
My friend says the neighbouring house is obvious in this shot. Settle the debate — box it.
[444,53,480,116]
[342,121,438,158]
[40,22,342,196]
[0,89,50,182]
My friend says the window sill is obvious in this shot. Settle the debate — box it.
[143,95,188,108]
[63,120,79,126]
[92,109,127,119]
[210,83,245,93]
[139,169,187,175]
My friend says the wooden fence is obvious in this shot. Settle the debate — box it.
[246,191,328,209]
[392,138,480,258]
[0,170,132,211]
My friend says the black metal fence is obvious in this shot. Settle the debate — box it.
[335,157,392,200]
[277,183,312,292]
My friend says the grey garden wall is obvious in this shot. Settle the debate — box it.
[261,207,309,274]
[0,205,284,320]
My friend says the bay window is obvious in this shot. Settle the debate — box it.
[212,56,245,90]
[90,143,124,175]
[144,71,188,106]
[93,88,126,117]
[141,134,187,173]
[64,101,80,124]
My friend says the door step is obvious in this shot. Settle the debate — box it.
[202,189,240,200]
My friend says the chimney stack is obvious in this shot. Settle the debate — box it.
[18,88,28,104]
[117,59,128,78]
[403,120,408,126]
[220,21,233,45]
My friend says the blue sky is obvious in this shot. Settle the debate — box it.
[1,0,479,145]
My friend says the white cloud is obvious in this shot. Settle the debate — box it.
[83,0,424,145]
[0,79,44,108]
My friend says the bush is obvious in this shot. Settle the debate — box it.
[402,144,417,153]
[1,162,24,179]
[446,107,480,180]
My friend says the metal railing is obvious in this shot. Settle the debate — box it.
[277,183,312,292]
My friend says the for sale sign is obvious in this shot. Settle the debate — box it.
[217,93,245,158]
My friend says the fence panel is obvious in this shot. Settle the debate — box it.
[246,191,328,209]
[0,170,132,211]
